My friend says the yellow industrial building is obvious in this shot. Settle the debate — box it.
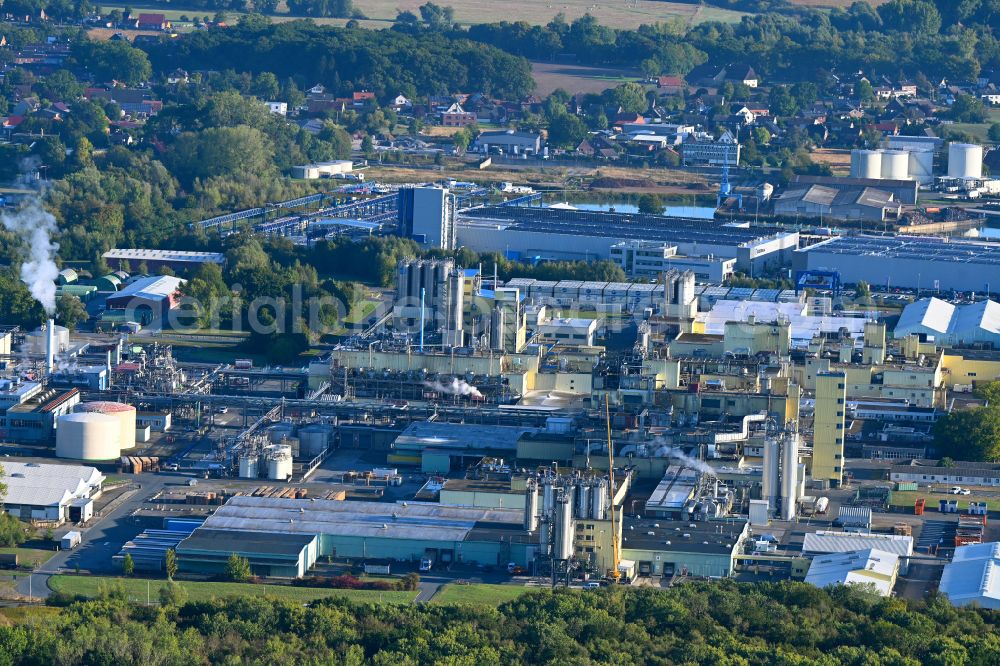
[812,371,847,488]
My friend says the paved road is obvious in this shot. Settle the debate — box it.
[15,473,173,600]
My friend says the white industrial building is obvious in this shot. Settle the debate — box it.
[609,240,736,281]
[793,235,1000,292]
[803,548,900,596]
[290,160,353,180]
[939,542,1000,609]
[0,461,104,523]
[398,187,456,249]
[536,318,599,347]
[894,298,1000,347]
[697,300,868,343]
[802,531,914,557]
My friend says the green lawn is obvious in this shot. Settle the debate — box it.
[889,489,1000,513]
[49,575,418,605]
[431,583,535,606]
[0,547,58,567]
[0,606,62,623]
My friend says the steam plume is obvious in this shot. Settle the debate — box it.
[423,378,484,399]
[1,201,60,314]
[653,442,715,476]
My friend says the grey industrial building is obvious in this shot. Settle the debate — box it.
[773,184,902,223]
[794,235,1000,291]
[457,206,798,274]
[197,496,538,569]
[472,130,543,156]
[397,187,456,249]
[177,528,319,578]
[790,175,919,206]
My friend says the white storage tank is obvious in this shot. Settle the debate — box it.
[907,150,935,184]
[266,445,293,481]
[27,324,69,355]
[239,455,259,479]
[948,143,983,179]
[880,150,909,180]
[298,424,333,457]
[56,412,121,460]
[850,149,882,179]
[76,402,137,450]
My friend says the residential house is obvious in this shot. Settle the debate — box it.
[615,112,644,126]
[352,91,376,106]
[724,64,760,88]
[657,76,685,94]
[440,103,477,127]
[85,88,162,118]
[264,102,288,116]
[390,94,412,111]
[135,13,171,31]
[576,134,621,159]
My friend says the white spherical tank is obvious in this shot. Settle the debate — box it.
[880,150,909,180]
[56,412,121,460]
[850,149,882,179]
[948,143,983,179]
[76,402,137,450]
[908,150,935,184]
[298,424,333,457]
[27,325,69,354]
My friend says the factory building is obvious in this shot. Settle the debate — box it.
[199,496,538,568]
[0,461,104,523]
[103,249,225,273]
[104,275,185,325]
[457,206,799,274]
[803,548,899,596]
[290,160,353,180]
[812,372,847,488]
[472,130,543,156]
[390,422,541,472]
[773,184,901,223]
[939,542,1000,610]
[793,235,1000,292]
[177,528,319,578]
[397,186,456,250]
[537,318,599,347]
[0,383,80,443]
[392,258,456,333]
[609,240,736,281]
[802,531,914,557]
[789,175,918,205]
[889,461,1000,487]
[621,517,750,578]
[894,298,1000,348]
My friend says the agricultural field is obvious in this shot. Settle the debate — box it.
[96,0,746,31]
[432,583,535,605]
[532,61,641,97]
[49,575,418,604]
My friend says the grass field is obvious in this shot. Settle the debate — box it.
[0,606,62,625]
[49,575,418,604]
[532,61,642,97]
[96,0,746,30]
[0,547,58,568]
[889,489,1000,513]
[431,583,535,606]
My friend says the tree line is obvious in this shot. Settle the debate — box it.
[9,580,998,664]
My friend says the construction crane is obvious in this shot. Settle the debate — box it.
[605,395,621,582]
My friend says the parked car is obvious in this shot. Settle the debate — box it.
[949,486,972,495]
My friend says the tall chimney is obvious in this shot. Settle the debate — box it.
[46,319,55,373]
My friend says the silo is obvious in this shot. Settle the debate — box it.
[575,481,591,519]
[266,445,294,481]
[908,150,935,184]
[239,455,260,479]
[523,479,539,532]
[56,412,121,460]
[27,324,69,355]
[591,478,608,520]
[553,492,574,560]
[541,478,555,516]
[948,143,983,179]
[850,149,882,179]
[77,402,137,450]
[880,150,909,180]
[762,438,779,511]
[780,432,799,521]
[298,424,333,457]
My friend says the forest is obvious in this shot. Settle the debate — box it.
[2,580,996,665]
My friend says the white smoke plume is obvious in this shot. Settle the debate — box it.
[653,443,715,476]
[423,378,484,399]
[1,201,60,315]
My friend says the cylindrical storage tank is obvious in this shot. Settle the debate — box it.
[850,149,882,179]
[239,455,259,479]
[908,150,934,184]
[542,479,555,516]
[591,478,608,520]
[780,432,799,521]
[553,493,574,560]
[56,412,120,460]
[948,143,983,179]
[880,150,909,180]
[298,424,333,457]
[524,480,539,532]
[762,439,779,511]
[268,423,296,444]
[27,324,69,355]
[76,402,137,450]
[267,445,293,480]
[575,482,591,519]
